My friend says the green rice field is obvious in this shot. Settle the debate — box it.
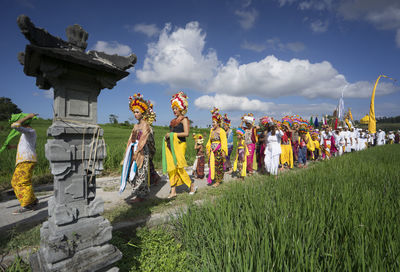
[172,144,400,271]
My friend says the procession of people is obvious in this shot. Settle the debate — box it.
[3,91,400,210]
[119,91,399,201]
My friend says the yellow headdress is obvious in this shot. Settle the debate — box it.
[144,102,156,126]
[192,133,204,145]
[129,93,149,114]
[211,107,222,124]
[170,91,188,115]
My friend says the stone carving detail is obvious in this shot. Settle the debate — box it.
[17,15,134,271]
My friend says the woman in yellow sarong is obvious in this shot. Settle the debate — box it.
[206,108,228,187]
[2,113,39,214]
[233,128,248,178]
[280,121,293,169]
[162,91,196,198]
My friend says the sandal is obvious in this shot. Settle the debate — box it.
[167,194,177,199]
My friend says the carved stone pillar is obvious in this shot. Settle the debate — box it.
[17,15,137,271]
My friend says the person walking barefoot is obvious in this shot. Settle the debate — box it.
[162,92,196,198]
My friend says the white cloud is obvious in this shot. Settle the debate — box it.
[208,56,397,99]
[93,41,132,56]
[235,8,258,30]
[310,19,329,33]
[242,38,305,52]
[277,0,297,7]
[195,94,275,112]
[241,40,266,52]
[194,94,337,118]
[32,92,39,96]
[286,42,306,52]
[136,21,398,100]
[136,22,220,90]
[241,0,252,8]
[129,23,160,37]
[299,0,333,11]
[365,7,400,30]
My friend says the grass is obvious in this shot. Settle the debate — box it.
[111,226,192,272]
[1,145,399,271]
[174,144,400,271]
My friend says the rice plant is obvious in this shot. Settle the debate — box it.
[175,145,400,271]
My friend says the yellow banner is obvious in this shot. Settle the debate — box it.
[369,75,395,133]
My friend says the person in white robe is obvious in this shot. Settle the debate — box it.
[264,122,284,176]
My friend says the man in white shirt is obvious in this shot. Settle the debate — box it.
[335,127,345,156]
[377,129,386,146]
[343,127,352,153]
[388,131,395,144]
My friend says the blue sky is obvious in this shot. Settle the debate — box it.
[1,0,400,127]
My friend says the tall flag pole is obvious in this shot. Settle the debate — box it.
[337,85,346,122]
[369,75,396,133]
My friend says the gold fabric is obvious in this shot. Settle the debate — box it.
[164,133,191,188]
[11,161,37,207]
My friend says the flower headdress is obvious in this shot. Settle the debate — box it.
[236,128,245,136]
[129,93,149,114]
[242,113,255,126]
[223,113,231,127]
[170,91,188,115]
[282,116,293,128]
[192,133,204,145]
[211,107,222,124]
[299,123,308,133]
[144,102,156,126]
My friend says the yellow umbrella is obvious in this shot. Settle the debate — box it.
[360,115,369,124]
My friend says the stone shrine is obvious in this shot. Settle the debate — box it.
[17,15,137,271]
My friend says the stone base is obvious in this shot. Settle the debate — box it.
[30,243,121,272]
[29,216,122,271]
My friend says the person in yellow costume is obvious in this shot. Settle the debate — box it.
[206,107,228,187]
[280,121,293,169]
[162,91,196,198]
[3,113,39,214]
[233,128,249,179]
[311,132,321,160]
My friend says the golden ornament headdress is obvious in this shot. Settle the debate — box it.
[170,91,188,115]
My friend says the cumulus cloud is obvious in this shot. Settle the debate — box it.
[194,94,336,118]
[136,21,398,100]
[242,38,305,52]
[310,19,329,33]
[235,8,258,29]
[286,42,306,52]
[208,55,398,99]
[241,40,267,52]
[136,22,220,90]
[128,23,160,37]
[93,41,132,56]
[241,0,252,8]
[195,94,275,112]
[298,0,333,11]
